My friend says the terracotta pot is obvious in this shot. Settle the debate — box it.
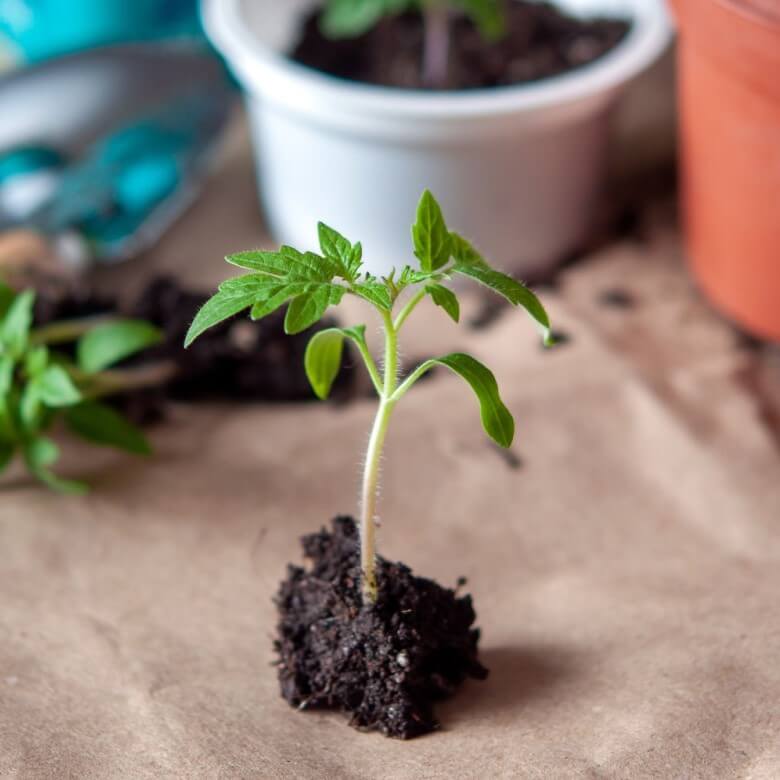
[671,0,780,341]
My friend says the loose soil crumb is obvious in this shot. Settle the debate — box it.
[275,517,488,738]
[292,1,630,90]
[597,288,636,309]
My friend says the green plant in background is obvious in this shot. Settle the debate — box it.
[0,283,164,493]
[186,190,551,603]
[321,0,506,87]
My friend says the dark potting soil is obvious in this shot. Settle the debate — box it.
[34,276,354,422]
[291,2,630,91]
[275,516,488,738]
[130,276,352,404]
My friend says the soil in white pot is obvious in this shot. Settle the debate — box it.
[291,1,630,90]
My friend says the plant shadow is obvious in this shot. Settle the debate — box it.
[438,643,584,726]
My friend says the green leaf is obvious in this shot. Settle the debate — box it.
[321,0,402,36]
[77,320,162,373]
[184,286,259,347]
[401,268,444,285]
[1,289,35,357]
[25,435,58,466]
[318,223,363,279]
[227,247,340,281]
[431,352,514,448]
[451,235,552,344]
[225,250,288,276]
[35,365,82,407]
[36,470,88,495]
[249,285,300,321]
[0,283,15,319]
[0,355,13,397]
[450,232,488,268]
[0,441,13,473]
[24,345,49,378]
[20,384,42,431]
[455,0,507,39]
[23,437,87,495]
[426,283,460,323]
[0,394,16,440]
[318,222,351,260]
[65,401,151,455]
[412,190,451,272]
[305,327,353,400]
[284,284,346,334]
[351,280,393,310]
[214,244,350,333]
[348,243,364,276]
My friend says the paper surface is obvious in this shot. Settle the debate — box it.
[1,128,779,779]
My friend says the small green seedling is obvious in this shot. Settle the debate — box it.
[186,190,551,604]
[321,0,506,88]
[0,283,164,493]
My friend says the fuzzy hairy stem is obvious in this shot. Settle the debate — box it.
[422,0,450,89]
[358,288,432,604]
[359,309,398,604]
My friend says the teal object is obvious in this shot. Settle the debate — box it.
[114,154,180,215]
[0,146,63,184]
[0,0,202,63]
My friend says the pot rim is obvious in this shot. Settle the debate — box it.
[203,0,672,121]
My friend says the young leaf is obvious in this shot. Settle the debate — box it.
[318,222,363,279]
[321,0,394,36]
[281,246,341,280]
[0,440,13,473]
[351,280,393,310]
[401,268,444,285]
[451,234,551,344]
[24,345,49,378]
[450,231,488,268]
[226,250,288,276]
[25,435,58,467]
[412,190,451,272]
[421,352,514,447]
[455,0,506,39]
[36,365,81,407]
[228,247,340,281]
[0,355,13,397]
[304,327,357,400]
[20,384,42,431]
[23,437,87,495]
[0,283,15,319]
[1,289,35,358]
[0,396,14,441]
[249,284,303,321]
[65,401,151,455]
[425,283,460,323]
[284,285,346,334]
[184,286,259,347]
[77,320,163,373]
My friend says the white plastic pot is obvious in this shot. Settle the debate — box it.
[204,0,670,277]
